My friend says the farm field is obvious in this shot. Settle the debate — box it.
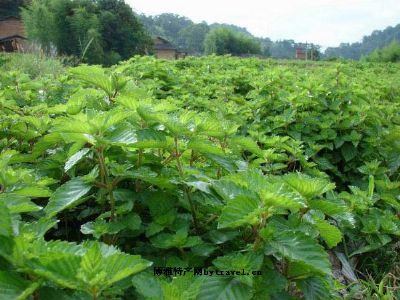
[0,54,399,299]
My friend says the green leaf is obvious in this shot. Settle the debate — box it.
[44,177,92,217]
[340,143,357,162]
[259,183,306,212]
[151,229,201,249]
[268,231,332,275]
[0,271,31,299]
[188,139,225,156]
[297,277,333,300]
[198,277,252,300]
[70,66,113,96]
[65,148,90,172]
[12,186,51,198]
[283,173,335,199]
[0,194,42,214]
[132,273,163,299]
[161,275,204,300]
[314,220,342,249]
[230,136,264,157]
[29,255,82,290]
[0,202,12,237]
[218,195,262,229]
[104,123,138,146]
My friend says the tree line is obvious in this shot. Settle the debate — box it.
[325,24,400,60]
[3,1,398,63]
[139,13,321,59]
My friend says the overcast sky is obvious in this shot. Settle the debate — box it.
[126,0,400,48]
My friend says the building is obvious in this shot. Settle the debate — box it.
[295,48,306,60]
[0,16,26,52]
[153,36,187,60]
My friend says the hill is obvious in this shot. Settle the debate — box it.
[325,23,400,59]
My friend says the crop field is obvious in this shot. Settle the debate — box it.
[0,55,399,299]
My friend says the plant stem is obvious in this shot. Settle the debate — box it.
[174,137,199,232]
[135,149,143,192]
[96,147,115,221]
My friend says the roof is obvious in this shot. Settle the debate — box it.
[0,35,26,42]
[0,16,21,22]
[153,36,178,51]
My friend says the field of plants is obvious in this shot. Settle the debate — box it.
[0,54,399,299]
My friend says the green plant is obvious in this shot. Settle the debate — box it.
[0,56,399,299]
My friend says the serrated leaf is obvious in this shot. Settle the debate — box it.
[188,139,225,156]
[269,231,332,275]
[0,194,42,213]
[197,277,252,300]
[29,255,82,290]
[12,186,51,198]
[0,202,12,237]
[283,173,335,199]
[132,272,163,299]
[297,277,333,300]
[65,148,90,172]
[104,123,138,145]
[44,177,92,217]
[103,253,152,285]
[314,220,342,248]
[0,271,31,299]
[161,275,204,300]
[218,195,262,229]
[260,183,306,212]
[230,136,264,157]
[340,143,357,162]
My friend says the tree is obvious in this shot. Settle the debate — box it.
[21,0,152,65]
[97,0,152,64]
[325,24,400,60]
[21,0,56,53]
[204,27,261,56]
[365,39,400,62]
[178,23,209,54]
[0,0,26,18]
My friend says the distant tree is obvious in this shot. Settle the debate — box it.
[178,23,209,54]
[21,0,56,53]
[139,13,193,48]
[365,39,400,62]
[209,23,252,36]
[97,0,152,64]
[204,27,261,56]
[21,0,151,65]
[0,0,26,18]
[325,24,400,60]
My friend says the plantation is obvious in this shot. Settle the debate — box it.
[0,54,399,299]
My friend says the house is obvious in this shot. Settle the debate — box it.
[153,36,187,60]
[295,48,306,60]
[0,16,26,52]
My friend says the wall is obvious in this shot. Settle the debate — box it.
[0,18,25,38]
[156,49,177,60]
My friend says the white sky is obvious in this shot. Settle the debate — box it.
[126,0,400,48]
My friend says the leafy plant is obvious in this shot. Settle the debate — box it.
[0,54,399,299]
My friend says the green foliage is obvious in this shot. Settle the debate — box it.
[325,24,400,60]
[0,53,66,79]
[0,0,25,18]
[0,55,400,299]
[140,12,320,58]
[204,27,261,56]
[365,39,400,62]
[22,0,152,65]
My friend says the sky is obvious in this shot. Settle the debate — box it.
[126,0,400,48]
